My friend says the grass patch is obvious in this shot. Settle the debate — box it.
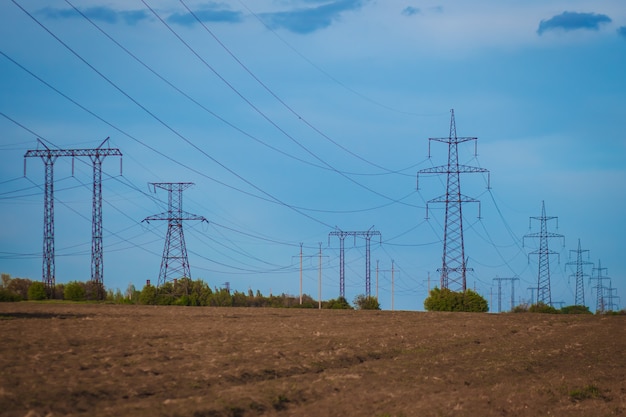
[569,385,605,402]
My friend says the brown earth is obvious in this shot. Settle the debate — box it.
[0,303,624,417]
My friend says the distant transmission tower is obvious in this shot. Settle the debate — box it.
[417,109,489,291]
[24,138,122,297]
[493,276,519,312]
[328,227,381,298]
[143,183,207,292]
[565,239,593,307]
[523,201,564,306]
[590,260,610,313]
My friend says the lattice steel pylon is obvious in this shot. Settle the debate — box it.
[417,109,489,291]
[565,238,593,307]
[523,201,564,306]
[590,260,610,313]
[143,183,207,291]
[328,227,381,298]
[24,138,122,297]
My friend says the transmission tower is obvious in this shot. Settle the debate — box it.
[493,277,519,312]
[24,138,122,297]
[606,281,620,312]
[565,239,593,307]
[143,183,207,292]
[590,260,610,313]
[328,227,381,298]
[417,109,489,291]
[523,201,564,306]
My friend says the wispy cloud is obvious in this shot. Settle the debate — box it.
[402,7,420,17]
[618,26,626,39]
[39,6,149,25]
[537,11,612,35]
[260,0,366,34]
[167,4,243,26]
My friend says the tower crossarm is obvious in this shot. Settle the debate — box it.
[143,213,207,222]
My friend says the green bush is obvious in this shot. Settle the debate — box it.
[424,288,488,312]
[354,294,381,310]
[528,302,559,314]
[560,305,592,315]
[325,296,353,309]
[0,288,22,302]
[64,281,86,301]
[27,282,47,300]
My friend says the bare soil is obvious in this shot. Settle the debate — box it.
[0,303,624,417]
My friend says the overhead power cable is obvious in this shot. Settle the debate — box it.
[140,0,421,208]
[10,0,339,230]
[179,0,420,176]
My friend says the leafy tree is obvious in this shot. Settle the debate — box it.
[28,281,47,300]
[7,277,33,300]
[354,294,381,310]
[138,283,157,305]
[424,287,488,312]
[84,280,105,301]
[64,281,86,301]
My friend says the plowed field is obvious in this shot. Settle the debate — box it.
[1,303,624,417]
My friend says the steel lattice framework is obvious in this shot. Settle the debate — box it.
[493,276,519,313]
[417,110,489,291]
[523,201,564,306]
[590,260,610,313]
[565,239,593,307]
[143,183,207,291]
[328,227,381,298]
[24,139,122,297]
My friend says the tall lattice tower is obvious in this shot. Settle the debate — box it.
[143,183,207,291]
[565,239,593,307]
[590,260,610,313]
[25,138,121,298]
[523,201,564,306]
[417,110,489,291]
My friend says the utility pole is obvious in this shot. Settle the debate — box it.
[493,277,519,312]
[523,201,564,306]
[606,281,620,312]
[24,138,122,298]
[590,260,610,313]
[328,227,381,298]
[391,260,395,311]
[565,239,593,307]
[143,182,207,294]
[293,244,325,305]
[417,109,489,291]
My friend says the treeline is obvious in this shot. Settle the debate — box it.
[0,274,380,310]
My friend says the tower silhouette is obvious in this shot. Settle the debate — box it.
[565,239,593,307]
[143,183,207,291]
[417,110,489,291]
[523,201,564,306]
[590,260,610,313]
[25,138,121,297]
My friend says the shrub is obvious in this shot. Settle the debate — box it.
[512,304,529,313]
[354,294,381,310]
[325,296,353,309]
[528,302,559,314]
[424,288,488,312]
[27,282,47,300]
[560,305,592,315]
[0,288,21,302]
[64,281,86,301]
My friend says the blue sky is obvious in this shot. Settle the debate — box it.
[1,0,624,311]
